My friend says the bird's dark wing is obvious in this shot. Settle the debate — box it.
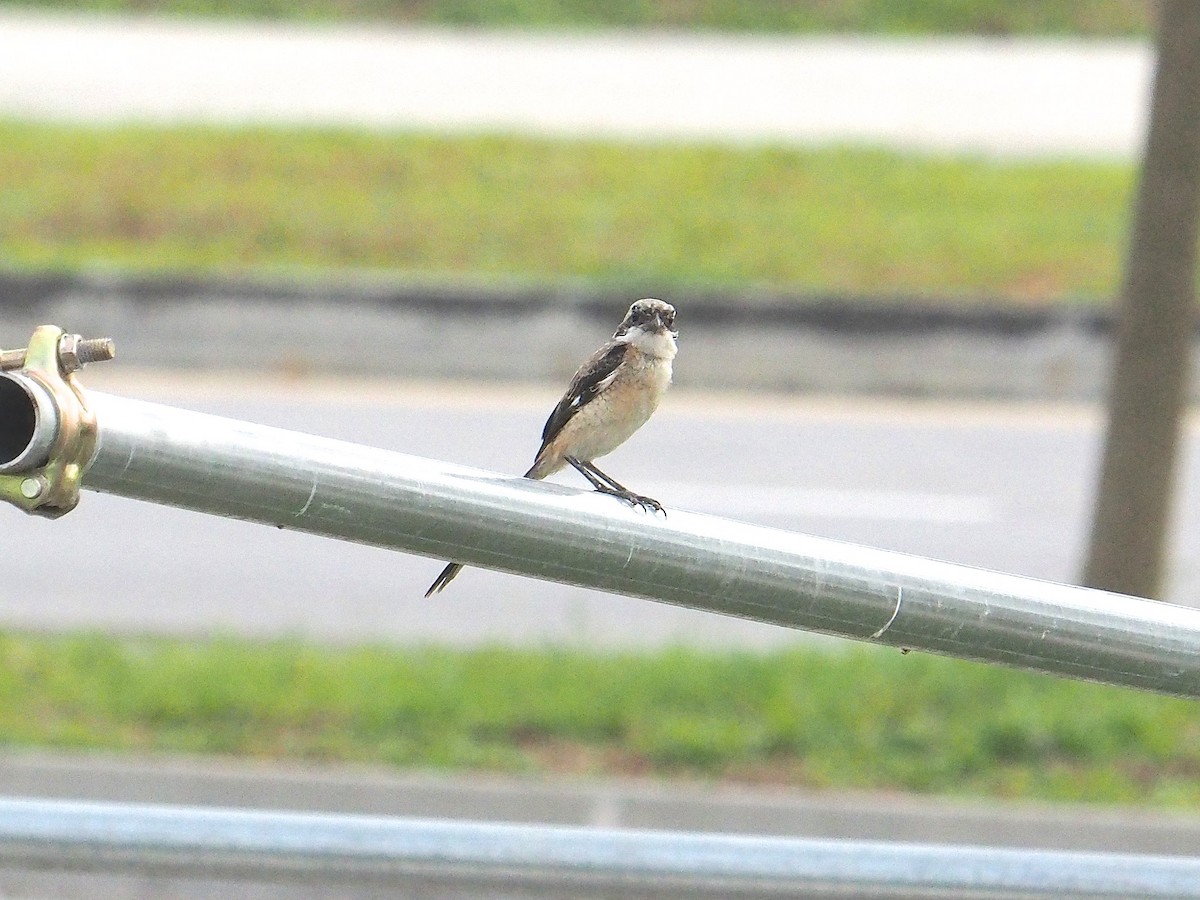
[536,341,627,455]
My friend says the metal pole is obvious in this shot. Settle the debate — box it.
[5,372,1200,696]
[0,797,1197,899]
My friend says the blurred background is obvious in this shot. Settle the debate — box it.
[5,0,1200,882]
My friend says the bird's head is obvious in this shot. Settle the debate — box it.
[615,298,677,340]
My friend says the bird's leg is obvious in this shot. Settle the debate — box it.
[566,456,611,491]
[566,457,665,515]
[581,462,630,492]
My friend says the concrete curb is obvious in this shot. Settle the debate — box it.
[0,271,1138,400]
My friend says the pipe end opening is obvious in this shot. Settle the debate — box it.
[0,374,54,473]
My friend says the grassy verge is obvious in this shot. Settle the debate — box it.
[0,122,1133,301]
[3,630,1198,806]
[8,1,1155,37]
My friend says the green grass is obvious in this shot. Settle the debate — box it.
[3,0,1155,37]
[0,122,1134,301]
[3,630,1200,805]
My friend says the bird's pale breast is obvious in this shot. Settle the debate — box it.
[543,347,671,465]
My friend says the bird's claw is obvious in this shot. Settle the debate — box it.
[607,488,665,517]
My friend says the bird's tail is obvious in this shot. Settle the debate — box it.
[424,466,548,596]
[523,453,556,480]
[425,562,464,597]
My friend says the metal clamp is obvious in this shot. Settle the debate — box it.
[0,325,115,518]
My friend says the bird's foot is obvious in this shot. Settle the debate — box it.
[600,486,665,516]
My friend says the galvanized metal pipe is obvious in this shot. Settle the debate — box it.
[0,797,1197,899]
[6,380,1200,696]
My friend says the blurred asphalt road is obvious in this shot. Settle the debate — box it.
[0,9,1150,156]
[4,749,1200,898]
[5,750,1200,855]
[6,371,1199,647]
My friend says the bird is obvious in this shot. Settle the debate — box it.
[425,297,677,596]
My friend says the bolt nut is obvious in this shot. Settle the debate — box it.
[58,334,116,373]
[58,334,83,373]
[20,477,44,500]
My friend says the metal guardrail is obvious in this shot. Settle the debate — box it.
[0,797,1197,899]
[2,325,1200,697]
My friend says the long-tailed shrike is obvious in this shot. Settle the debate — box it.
[425,297,677,596]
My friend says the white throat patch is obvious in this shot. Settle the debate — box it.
[621,325,678,360]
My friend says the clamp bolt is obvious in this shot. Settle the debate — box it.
[0,335,116,373]
[58,334,116,374]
